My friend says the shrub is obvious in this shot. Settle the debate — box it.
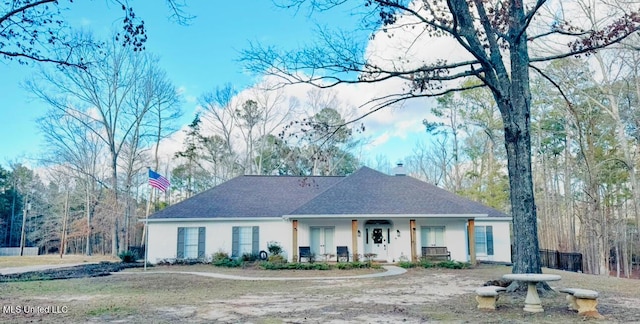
[335,261,362,269]
[213,258,243,268]
[418,259,436,268]
[310,262,331,270]
[267,241,283,256]
[400,259,471,269]
[173,258,203,265]
[260,262,332,270]
[156,258,176,265]
[118,250,137,263]
[335,262,353,270]
[212,250,230,262]
[259,262,284,270]
[267,254,286,263]
[241,252,259,262]
[397,261,416,269]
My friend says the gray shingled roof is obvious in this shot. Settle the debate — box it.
[149,175,342,219]
[149,167,510,219]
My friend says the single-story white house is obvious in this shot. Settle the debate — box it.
[146,166,512,264]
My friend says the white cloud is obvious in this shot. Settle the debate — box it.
[370,132,391,148]
[158,5,481,164]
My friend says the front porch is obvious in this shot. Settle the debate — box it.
[289,217,477,264]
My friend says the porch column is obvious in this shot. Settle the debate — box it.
[292,220,298,262]
[410,219,417,262]
[468,218,476,265]
[351,220,358,261]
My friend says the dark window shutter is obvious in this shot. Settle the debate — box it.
[387,228,390,245]
[466,225,470,257]
[487,226,494,256]
[252,226,259,254]
[197,227,206,259]
[177,227,185,259]
[232,227,239,257]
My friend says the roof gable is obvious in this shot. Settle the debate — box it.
[290,167,509,217]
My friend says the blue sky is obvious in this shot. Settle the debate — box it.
[0,1,431,168]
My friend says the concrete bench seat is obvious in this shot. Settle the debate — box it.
[558,288,602,318]
[475,286,506,310]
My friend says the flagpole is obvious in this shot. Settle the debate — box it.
[144,167,153,271]
[144,167,170,271]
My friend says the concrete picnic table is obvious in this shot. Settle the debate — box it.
[502,273,561,313]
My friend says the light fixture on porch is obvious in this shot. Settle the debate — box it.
[357,230,361,237]
[396,229,401,237]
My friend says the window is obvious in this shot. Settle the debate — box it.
[232,226,259,257]
[421,226,445,247]
[474,226,494,255]
[238,226,253,255]
[177,227,205,259]
[184,227,199,258]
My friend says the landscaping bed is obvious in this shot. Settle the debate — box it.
[0,262,144,282]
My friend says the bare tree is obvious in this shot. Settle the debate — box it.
[200,84,241,179]
[249,82,297,174]
[28,33,174,255]
[37,110,106,255]
[1,0,194,66]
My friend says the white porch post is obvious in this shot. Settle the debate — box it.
[468,219,476,265]
[292,220,298,262]
[351,220,358,261]
[410,219,417,262]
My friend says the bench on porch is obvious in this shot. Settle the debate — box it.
[421,246,451,261]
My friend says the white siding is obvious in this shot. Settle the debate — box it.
[147,217,512,264]
[415,219,468,261]
[475,220,512,263]
[146,219,291,264]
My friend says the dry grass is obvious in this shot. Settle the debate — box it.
[0,262,639,323]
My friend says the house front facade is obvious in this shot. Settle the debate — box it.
[146,167,512,264]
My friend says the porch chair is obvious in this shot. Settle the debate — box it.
[298,246,312,262]
[336,246,349,262]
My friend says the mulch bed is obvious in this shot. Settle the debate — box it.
[0,262,143,282]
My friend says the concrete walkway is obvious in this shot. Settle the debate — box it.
[113,265,407,281]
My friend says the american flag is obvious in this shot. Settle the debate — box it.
[148,169,170,192]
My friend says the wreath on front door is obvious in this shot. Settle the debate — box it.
[372,229,383,244]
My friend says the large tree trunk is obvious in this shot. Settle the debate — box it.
[503,112,542,274]
[500,13,543,275]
